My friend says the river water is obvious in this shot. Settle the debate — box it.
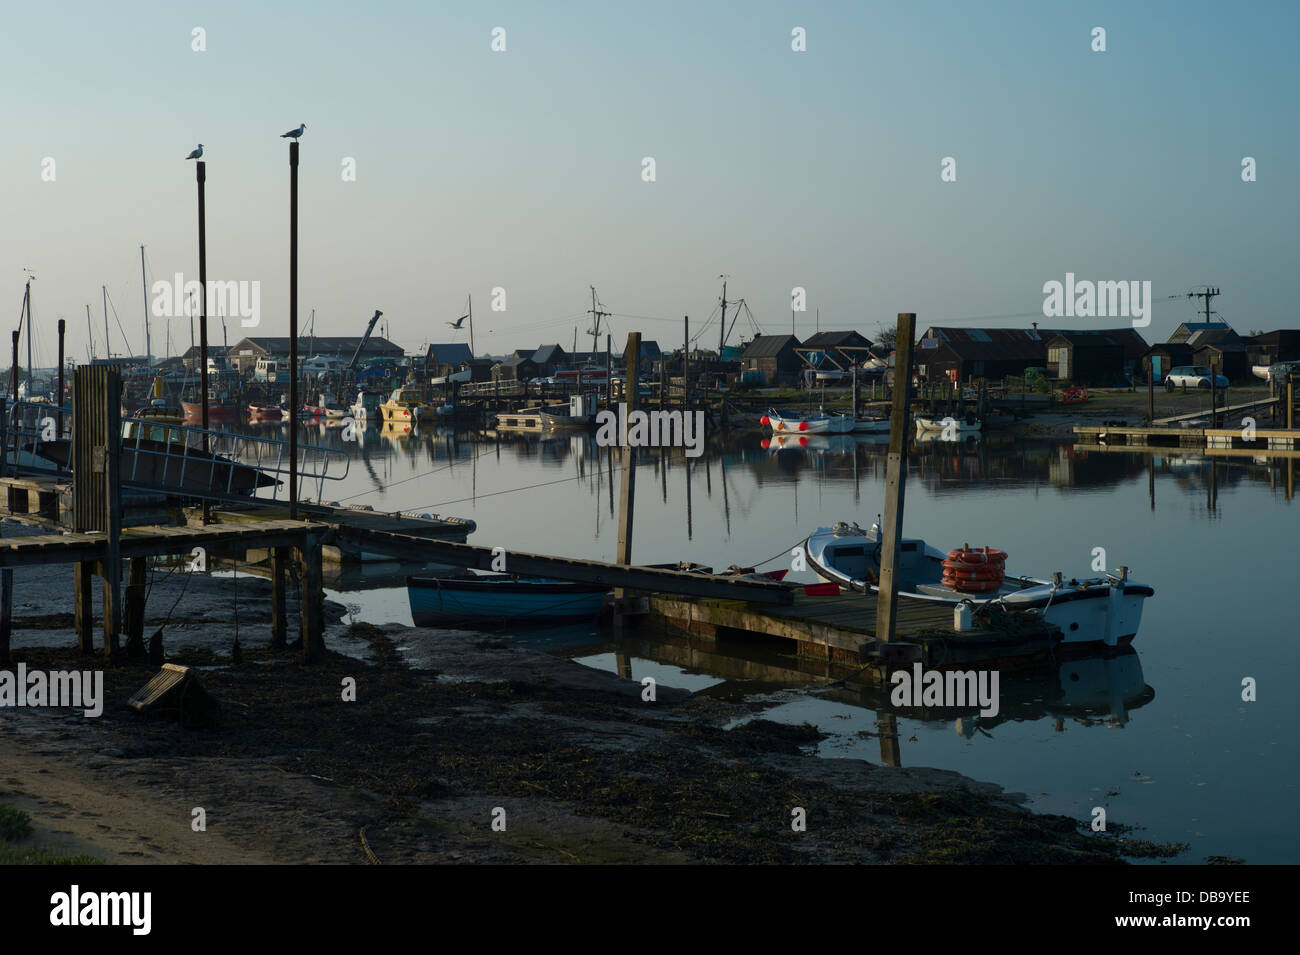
[265,419,1299,864]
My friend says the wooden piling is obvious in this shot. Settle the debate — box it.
[614,333,641,614]
[124,557,146,658]
[300,533,324,661]
[74,561,95,653]
[288,140,300,520]
[0,524,10,666]
[873,313,917,648]
[270,545,288,648]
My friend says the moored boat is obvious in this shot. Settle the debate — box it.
[350,390,383,421]
[407,574,608,627]
[914,413,982,434]
[762,408,854,435]
[803,522,1152,649]
[381,387,428,424]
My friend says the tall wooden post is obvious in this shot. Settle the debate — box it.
[124,557,147,658]
[0,525,11,666]
[614,333,641,612]
[270,546,288,648]
[300,532,324,661]
[197,160,210,438]
[605,335,612,406]
[1145,357,1154,424]
[873,313,916,646]
[1289,374,1295,431]
[73,366,122,658]
[289,140,300,519]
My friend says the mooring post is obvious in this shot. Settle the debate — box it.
[613,333,641,626]
[873,313,917,648]
[288,139,300,521]
[124,557,147,658]
[0,524,11,666]
[74,562,94,653]
[300,533,324,661]
[102,371,122,660]
[1289,373,1295,431]
[270,546,288,649]
[1145,357,1154,424]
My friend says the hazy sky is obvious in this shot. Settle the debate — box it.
[2,1,1296,367]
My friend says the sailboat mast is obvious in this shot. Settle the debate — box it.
[468,294,474,357]
[140,245,151,364]
[86,305,94,361]
[24,275,33,394]
[102,286,110,359]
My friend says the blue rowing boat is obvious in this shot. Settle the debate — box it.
[406,574,609,627]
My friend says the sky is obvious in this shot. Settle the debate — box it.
[1,0,1296,367]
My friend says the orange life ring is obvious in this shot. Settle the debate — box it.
[950,578,1001,594]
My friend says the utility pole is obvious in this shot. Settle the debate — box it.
[140,245,151,364]
[1188,286,1220,326]
[588,286,610,355]
[718,277,727,357]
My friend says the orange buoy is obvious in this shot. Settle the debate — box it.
[942,545,1007,592]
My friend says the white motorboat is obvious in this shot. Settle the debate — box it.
[853,416,890,434]
[915,414,982,435]
[350,390,383,421]
[803,522,1153,649]
[763,408,854,435]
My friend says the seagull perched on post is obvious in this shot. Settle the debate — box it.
[185,144,203,160]
[281,123,306,139]
[447,315,468,330]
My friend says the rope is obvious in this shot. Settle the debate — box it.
[358,825,381,864]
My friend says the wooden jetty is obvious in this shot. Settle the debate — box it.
[1075,424,1300,456]
[640,589,1059,678]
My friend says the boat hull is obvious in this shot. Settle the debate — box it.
[766,408,854,435]
[407,575,608,627]
[803,526,1151,648]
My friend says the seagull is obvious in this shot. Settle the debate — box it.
[447,315,468,329]
[185,144,203,160]
[281,123,306,139]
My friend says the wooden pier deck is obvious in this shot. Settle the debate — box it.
[1075,424,1300,455]
[641,589,1060,675]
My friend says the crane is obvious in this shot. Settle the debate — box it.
[348,310,384,378]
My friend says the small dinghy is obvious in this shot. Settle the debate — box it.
[762,408,854,435]
[803,522,1153,648]
[407,574,608,627]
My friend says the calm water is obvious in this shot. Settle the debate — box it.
[266,419,1299,864]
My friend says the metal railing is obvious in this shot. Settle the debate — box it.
[4,400,349,503]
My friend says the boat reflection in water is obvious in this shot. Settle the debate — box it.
[572,629,1153,766]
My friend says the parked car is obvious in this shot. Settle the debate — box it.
[1265,361,1300,385]
[1165,365,1228,391]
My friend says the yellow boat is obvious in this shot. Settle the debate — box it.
[379,387,428,424]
